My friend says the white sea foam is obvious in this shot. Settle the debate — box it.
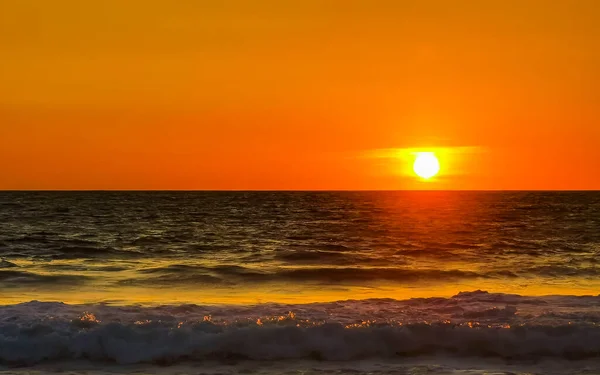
[1,291,600,367]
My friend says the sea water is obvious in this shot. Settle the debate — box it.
[1,191,599,374]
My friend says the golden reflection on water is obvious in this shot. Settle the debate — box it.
[3,279,599,306]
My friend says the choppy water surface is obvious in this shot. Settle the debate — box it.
[1,191,599,373]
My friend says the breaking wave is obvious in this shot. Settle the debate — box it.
[2,291,600,366]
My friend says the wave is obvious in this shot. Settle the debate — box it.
[42,264,129,273]
[277,250,349,262]
[141,264,264,277]
[276,268,484,282]
[0,201,26,209]
[0,270,88,285]
[51,246,121,258]
[120,265,496,285]
[3,261,598,288]
[0,259,17,268]
[3,320,600,365]
[275,251,394,266]
[1,291,600,365]
[2,235,51,244]
[0,241,128,260]
[319,244,352,252]
[119,265,263,285]
[525,265,600,277]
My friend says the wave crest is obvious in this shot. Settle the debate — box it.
[2,292,600,365]
[2,321,600,365]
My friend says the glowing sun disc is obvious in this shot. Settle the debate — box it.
[413,152,440,179]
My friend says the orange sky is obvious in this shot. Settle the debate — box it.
[1,0,599,190]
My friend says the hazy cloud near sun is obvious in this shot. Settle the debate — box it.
[357,146,488,182]
[361,146,487,160]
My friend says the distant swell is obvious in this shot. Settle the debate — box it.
[4,263,599,287]
[277,268,483,282]
[0,259,17,268]
[0,270,88,284]
[50,246,122,259]
[122,265,492,285]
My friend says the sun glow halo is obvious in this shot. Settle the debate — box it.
[413,152,440,179]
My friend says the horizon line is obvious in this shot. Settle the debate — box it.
[1,189,599,193]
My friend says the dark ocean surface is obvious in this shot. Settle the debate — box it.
[1,191,599,373]
[1,191,599,303]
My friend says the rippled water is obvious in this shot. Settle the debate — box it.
[1,191,599,303]
[1,191,599,373]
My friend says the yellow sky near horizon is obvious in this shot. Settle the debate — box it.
[1,0,599,190]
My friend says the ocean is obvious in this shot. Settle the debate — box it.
[1,191,599,374]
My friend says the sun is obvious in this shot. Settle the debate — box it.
[413,152,440,179]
